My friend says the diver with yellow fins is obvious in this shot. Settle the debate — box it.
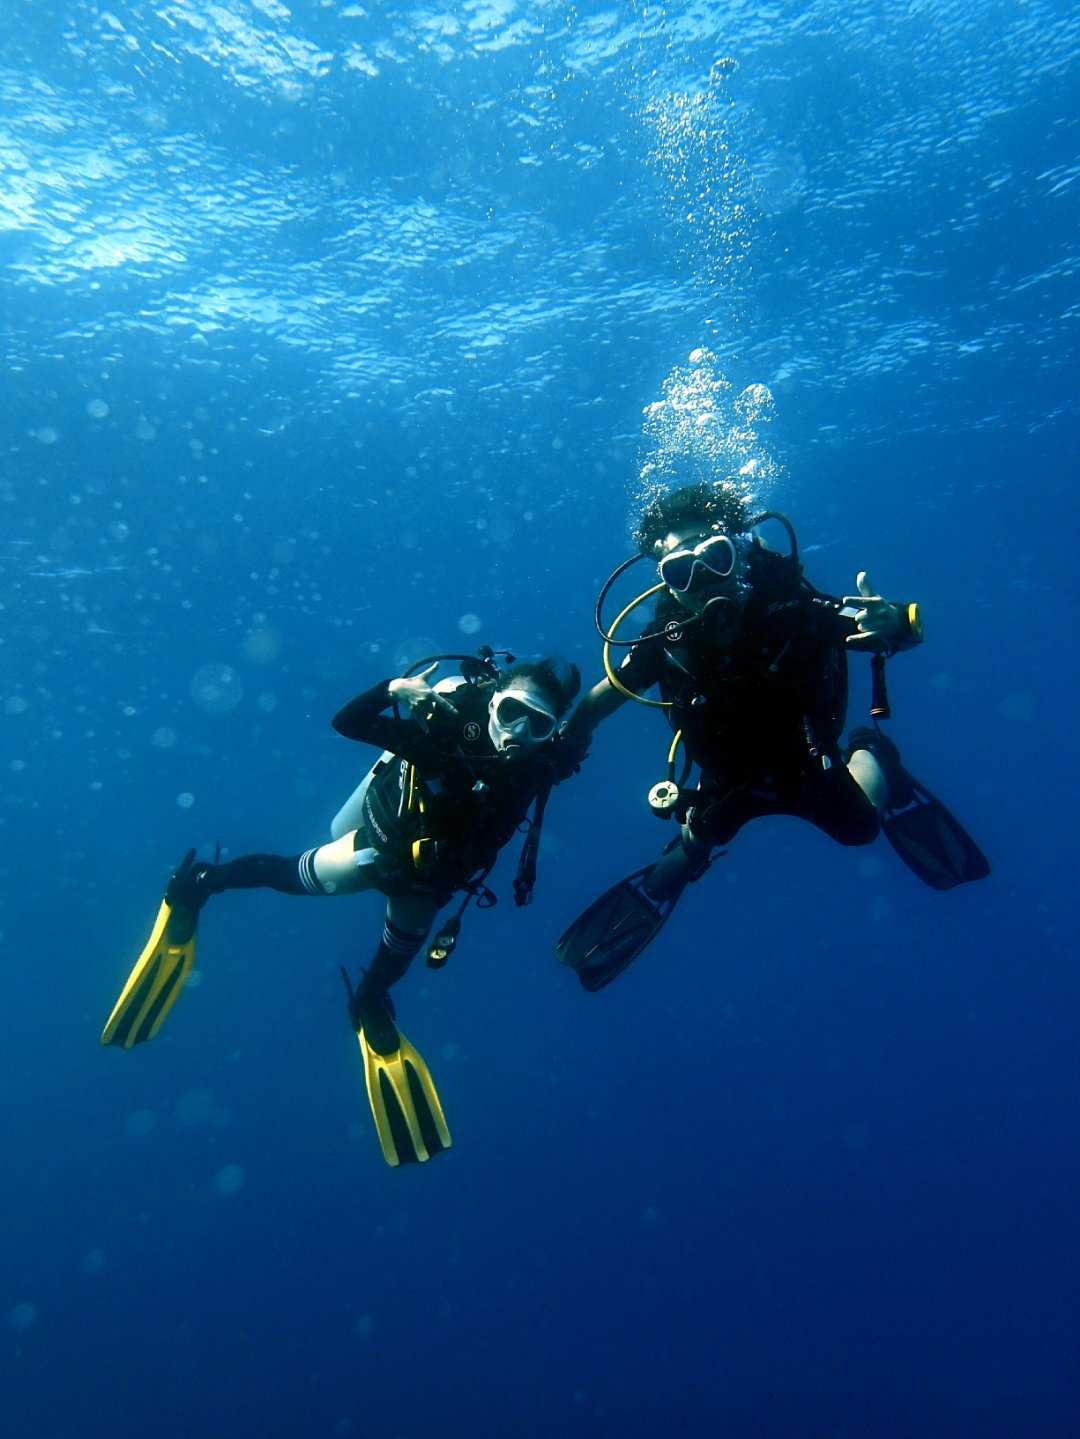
[102,648,581,1166]
[556,481,989,989]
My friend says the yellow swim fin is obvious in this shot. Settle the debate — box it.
[101,851,207,1049]
[357,1027,452,1167]
[343,975,451,1166]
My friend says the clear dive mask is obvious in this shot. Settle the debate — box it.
[658,533,739,594]
[488,688,557,751]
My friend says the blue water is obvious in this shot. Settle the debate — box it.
[3,3,1078,1435]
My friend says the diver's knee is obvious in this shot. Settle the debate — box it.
[386,894,438,941]
[848,749,887,813]
[312,831,370,893]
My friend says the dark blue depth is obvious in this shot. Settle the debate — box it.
[1,3,1078,1437]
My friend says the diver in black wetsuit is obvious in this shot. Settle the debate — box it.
[556,481,987,991]
[102,649,581,1165]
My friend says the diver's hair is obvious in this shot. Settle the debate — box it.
[634,480,753,554]
[500,657,581,717]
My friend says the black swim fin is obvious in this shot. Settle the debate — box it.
[850,727,990,891]
[882,779,990,891]
[555,839,708,991]
[555,868,668,992]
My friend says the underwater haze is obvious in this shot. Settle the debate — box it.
[3,2,1079,1436]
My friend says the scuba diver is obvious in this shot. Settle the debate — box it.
[556,480,988,991]
[102,648,582,1166]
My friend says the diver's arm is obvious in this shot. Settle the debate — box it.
[331,680,449,764]
[561,634,663,755]
[842,571,923,652]
[560,677,630,755]
[541,678,628,781]
[807,571,923,654]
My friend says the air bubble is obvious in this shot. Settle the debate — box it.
[190,663,244,715]
[214,1163,246,1196]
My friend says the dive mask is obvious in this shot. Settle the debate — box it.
[658,533,739,594]
[488,689,557,751]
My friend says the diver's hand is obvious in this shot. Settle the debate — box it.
[843,572,905,651]
[551,724,590,780]
[388,664,457,723]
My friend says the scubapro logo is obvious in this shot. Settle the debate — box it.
[463,720,481,742]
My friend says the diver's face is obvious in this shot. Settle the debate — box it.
[487,682,558,755]
[655,525,738,614]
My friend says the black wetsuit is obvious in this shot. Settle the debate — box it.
[618,544,881,848]
[332,676,559,900]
